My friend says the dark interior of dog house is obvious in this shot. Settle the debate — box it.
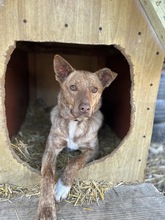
[5,41,132,171]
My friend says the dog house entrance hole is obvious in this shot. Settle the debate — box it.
[5,41,132,171]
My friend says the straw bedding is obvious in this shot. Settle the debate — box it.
[0,100,164,204]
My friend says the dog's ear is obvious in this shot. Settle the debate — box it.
[53,55,75,83]
[96,68,117,88]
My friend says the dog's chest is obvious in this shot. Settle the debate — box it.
[67,121,79,150]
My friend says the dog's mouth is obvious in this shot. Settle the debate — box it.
[71,109,92,121]
[69,101,101,121]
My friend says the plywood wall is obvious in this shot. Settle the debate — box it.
[0,0,164,186]
[140,0,165,51]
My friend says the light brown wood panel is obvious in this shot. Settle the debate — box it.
[0,0,164,186]
[140,0,165,51]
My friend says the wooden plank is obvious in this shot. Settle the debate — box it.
[0,183,165,220]
[140,0,165,50]
[0,0,164,186]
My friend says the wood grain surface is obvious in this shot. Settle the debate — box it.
[0,0,164,186]
[0,183,165,220]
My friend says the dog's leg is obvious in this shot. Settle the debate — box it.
[55,146,98,202]
[36,150,57,220]
[36,134,65,220]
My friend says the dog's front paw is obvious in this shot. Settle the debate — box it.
[36,207,56,220]
[36,199,56,220]
[55,178,71,202]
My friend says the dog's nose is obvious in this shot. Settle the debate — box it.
[79,103,90,114]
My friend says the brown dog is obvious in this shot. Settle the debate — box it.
[36,55,117,219]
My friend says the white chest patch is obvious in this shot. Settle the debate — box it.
[67,120,79,150]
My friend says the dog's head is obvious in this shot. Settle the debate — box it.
[53,55,117,121]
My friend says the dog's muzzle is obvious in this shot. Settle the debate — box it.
[78,103,90,115]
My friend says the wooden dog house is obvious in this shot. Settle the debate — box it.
[0,0,164,187]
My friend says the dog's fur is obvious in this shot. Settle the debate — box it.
[36,55,117,219]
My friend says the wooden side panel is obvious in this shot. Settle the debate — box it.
[0,0,164,186]
[140,0,165,51]
[102,49,131,139]
[5,49,29,138]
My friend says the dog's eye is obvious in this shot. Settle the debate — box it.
[91,87,98,93]
[70,85,77,91]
